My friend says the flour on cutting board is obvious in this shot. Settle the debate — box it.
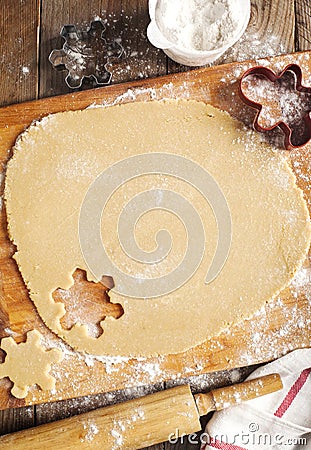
[89,80,199,108]
[239,265,311,366]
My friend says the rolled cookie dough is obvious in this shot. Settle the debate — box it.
[4,100,311,356]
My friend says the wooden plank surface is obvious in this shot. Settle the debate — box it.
[0,0,40,107]
[295,0,311,50]
[39,0,167,98]
[0,1,310,449]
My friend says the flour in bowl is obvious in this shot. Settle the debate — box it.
[155,0,242,51]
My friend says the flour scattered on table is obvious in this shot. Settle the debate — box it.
[219,31,287,64]
[21,66,30,75]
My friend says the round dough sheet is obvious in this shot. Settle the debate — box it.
[4,100,311,356]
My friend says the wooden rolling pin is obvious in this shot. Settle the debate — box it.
[0,373,282,449]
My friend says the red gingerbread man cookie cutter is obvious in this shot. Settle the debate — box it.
[239,64,311,149]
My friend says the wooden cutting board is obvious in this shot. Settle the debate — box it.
[0,51,310,410]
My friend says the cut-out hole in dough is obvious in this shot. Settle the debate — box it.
[52,268,123,338]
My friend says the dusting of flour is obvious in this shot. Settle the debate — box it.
[156,0,241,51]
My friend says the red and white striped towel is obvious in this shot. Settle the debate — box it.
[201,349,311,450]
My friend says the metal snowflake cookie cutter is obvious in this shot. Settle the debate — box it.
[239,64,311,149]
[49,20,123,89]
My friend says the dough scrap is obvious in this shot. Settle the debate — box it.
[4,100,311,357]
[0,330,63,398]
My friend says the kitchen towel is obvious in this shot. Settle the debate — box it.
[201,348,311,449]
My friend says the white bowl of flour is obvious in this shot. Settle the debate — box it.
[147,0,250,66]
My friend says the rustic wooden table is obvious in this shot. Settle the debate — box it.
[0,1,310,449]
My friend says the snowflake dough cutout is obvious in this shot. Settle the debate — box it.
[0,330,63,398]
